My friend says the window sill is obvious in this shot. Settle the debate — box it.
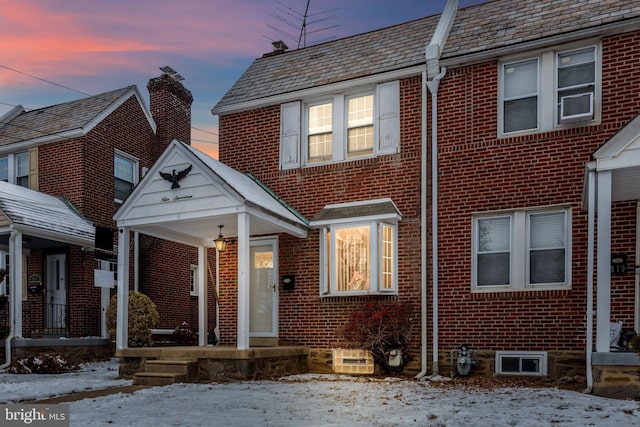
[320,292,398,302]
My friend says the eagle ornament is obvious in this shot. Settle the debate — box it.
[159,164,192,189]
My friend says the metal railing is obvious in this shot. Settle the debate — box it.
[21,303,101,338]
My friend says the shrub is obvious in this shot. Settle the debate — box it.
[173,321,197,345]
[106,291,159,347]
[339,300,414,375]
[8,354,78,374]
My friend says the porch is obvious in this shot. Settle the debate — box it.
[116,346,309,384]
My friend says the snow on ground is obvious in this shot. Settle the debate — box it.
[1,360,639,426]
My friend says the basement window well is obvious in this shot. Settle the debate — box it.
[495,351,547,376]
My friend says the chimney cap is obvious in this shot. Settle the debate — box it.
[271,40,288,53]
[159,66,185,82]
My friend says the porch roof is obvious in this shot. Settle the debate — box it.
[583,113,640,209]
[114,140,308,245]
[0,181,95,248]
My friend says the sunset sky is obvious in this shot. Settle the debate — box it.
[0,0,486,158]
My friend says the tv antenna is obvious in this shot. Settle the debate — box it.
[265,0,339,49]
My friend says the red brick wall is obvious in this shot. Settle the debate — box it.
[217,76,424,348]
[432,31,640,352]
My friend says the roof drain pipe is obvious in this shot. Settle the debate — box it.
[416,0,457,380]
[1,229,18,370]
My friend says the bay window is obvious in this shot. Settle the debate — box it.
[312,199,401,296]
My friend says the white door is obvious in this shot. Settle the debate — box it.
[46,254,67,332]
[249,238,278,337]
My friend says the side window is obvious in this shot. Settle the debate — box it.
[557,46,596,123]
[114,151,138,202]
[307,101,333,164]
[190,265,198,296]
[0,157,7,182]
[346,94,374,159]
[502,59,539,134]
[0,152,29,187]
[15,152,29,188]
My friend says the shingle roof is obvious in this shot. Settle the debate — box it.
[0,86,134,146]
[442,0,640,60]
[213,14,440,112]
[213,0,640,113]
[0,181,94,245]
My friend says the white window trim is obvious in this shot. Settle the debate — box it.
[319,221,398,297]
[0,151,29,186]
[498,41,601,137]
[495,350,548,376]
[190,264,198,296]
[472,206,571,292]
[280,80,400,170]
[114,149,139,203]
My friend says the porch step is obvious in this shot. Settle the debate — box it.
[133,359,199,386]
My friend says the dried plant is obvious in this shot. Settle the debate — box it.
[339,300,414,374]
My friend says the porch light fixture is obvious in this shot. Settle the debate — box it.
[214,225,227,252]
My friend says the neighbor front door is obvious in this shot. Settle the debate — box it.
[249,238,278,338]
[46,253,67,333]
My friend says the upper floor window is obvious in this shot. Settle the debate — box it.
[499,44,599,136]
[472,207,571,291]
[0,151,29,188]
[114,151,138,202]
[311,199,401,297]
[279,81,399,170]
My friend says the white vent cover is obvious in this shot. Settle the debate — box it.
[332,349,374,374]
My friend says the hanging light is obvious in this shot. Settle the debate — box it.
[214,225,227,252]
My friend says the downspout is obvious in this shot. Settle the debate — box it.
[1,229,18,370]
[416,0,457,380]
[426,65,446,377]
[585,166,596,391]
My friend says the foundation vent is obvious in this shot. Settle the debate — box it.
[332,349,374,374]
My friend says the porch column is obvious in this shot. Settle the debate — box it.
[197,245,208,346]
[9,230,23,337]
[237,212,250,350]
[116,226,130,350]
[596,171,612,352]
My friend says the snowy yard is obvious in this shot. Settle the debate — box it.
[1,359,639,426]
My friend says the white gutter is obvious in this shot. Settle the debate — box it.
[1,230,19,370]
[416,0,458,380]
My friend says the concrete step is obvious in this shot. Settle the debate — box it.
[133,372,187,386]
[145,359,198,376]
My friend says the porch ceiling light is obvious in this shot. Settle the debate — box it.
[214,225,227,252]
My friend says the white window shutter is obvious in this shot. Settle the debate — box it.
[280,101,301,170]
[376,81,400,155]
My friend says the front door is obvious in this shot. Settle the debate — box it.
[46,254,67,334]
[249,238,278,339]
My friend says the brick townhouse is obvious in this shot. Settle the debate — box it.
[207,0,640,397]
[0,72,211,365]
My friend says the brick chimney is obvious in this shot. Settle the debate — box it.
[147,70,193,159]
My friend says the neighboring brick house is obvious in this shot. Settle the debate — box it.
[211,0,640,395]
[0,73,209,363]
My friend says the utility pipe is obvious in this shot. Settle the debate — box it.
[416,71,429,379]
[426,67,446,377]
[1,230,19,370]
[585,168,595,390]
